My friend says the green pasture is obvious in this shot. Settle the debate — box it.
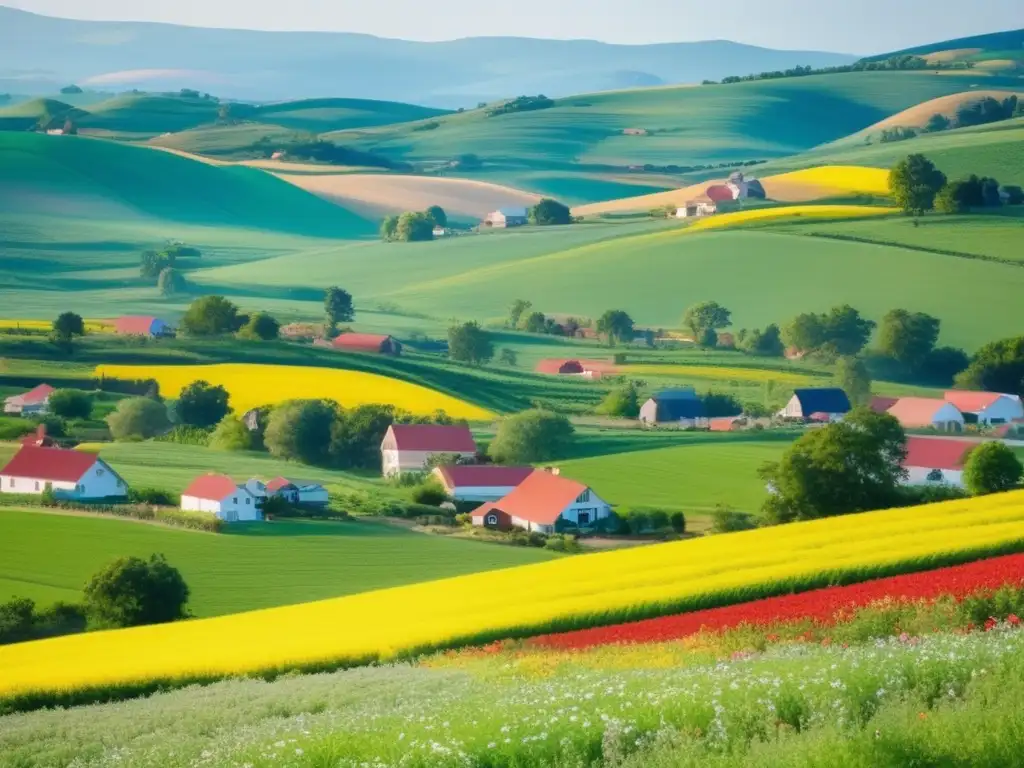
[0,508,556,617]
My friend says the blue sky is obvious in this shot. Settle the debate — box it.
[6,0,1023,52]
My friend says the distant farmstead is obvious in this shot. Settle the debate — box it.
[944,391,1023,425]
[0,445,127,500]
[114,316,172,337]
[885,397,965,431]
[470,469,611,534]
[482,207,529,228]
[181,474,261,522]
[779,388,852,422]
[902,436,976,488]
[264,476,329,506]
[675,200,717,219]
[331,333,403,355]
[3,384,54,416]
[639,388,707,428]
[432,464,533,502]
[380,424,477,477]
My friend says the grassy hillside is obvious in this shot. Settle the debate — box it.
[248,98,449,132]
[0,508,556,617]
[0,98,87,131]
[79,93,221,134]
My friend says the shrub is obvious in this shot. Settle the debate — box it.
[237,312,280,341]
[709,505,757,534]
[669,511,686,534]
[489,410,575,463]
[411,480,450,507]
[544,534,581,553]
[83,554,190,629]
[106,397,170,440]
[47,389,93,419]
[963,442,1023,496]
[180,296,239,336]
[176,380,231,428]
[128,487,179,506]
[209,414,252,451]
[153,424,211,446]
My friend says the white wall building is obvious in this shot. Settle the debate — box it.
[944,391,1024,425]
[0,445,128,500]
[902,437,976,488]
[380,424,478,477]
[471,469,612,534]
[181,474,261,522]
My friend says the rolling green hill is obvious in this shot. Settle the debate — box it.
[0,98,86,131]
[248,98,449,132]
[79,93,222,134]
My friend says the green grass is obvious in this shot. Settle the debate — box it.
[0,507,557,617]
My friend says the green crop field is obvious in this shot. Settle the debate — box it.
[0,508,557,617]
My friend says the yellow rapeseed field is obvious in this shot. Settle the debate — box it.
[0,319,112,333]
[3,491,1024,703]
[683,204,895,233]
[94,363,494,420]
[622,364,818,386]
[764,166,891,196]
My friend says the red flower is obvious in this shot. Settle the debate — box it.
[1008,614,1021,627]
[984,617,998,632]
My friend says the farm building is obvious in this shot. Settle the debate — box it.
[331,333,402,355]
[639,389,707,427]
[886,398,965,431]
[534,359,613,378]
[902,436,976,488]
[944,391,1024,425]
[113,316,172,337]
[705,184,737,203]
[432,464,533,502]
[482,207,529,228]
[0,445,127,500]
[265,477,329,506]
[470,469,611,534]
[709,416,742,432]
[675,201,717,219]
[779,388,851,422]
[622,127,648,135]
[3,383,54,416]
[870,396,900,414]
[181,474,261,522]
[380,424,478,477]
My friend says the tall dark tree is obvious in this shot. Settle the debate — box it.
[529,198,572,226]
[821,305,876,356]
[596,310,635,346]
[955,336,1024,397]
[835,356,872,406]
[425,205,448,228]
[324,286,355,329]
[448,321,494,365]
[52,312,85,342]
[508,299,532,329]
[175,380,231,428]
[264,400,338,465]
[682,301,732,341]
[877,309,940,371]
[889,154,947,215]
[179,296,239,336]
[157,267,185,297]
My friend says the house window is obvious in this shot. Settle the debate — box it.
[578,511,591,525]
[34,481,39,491]
[96,469,105,476]
[245,498,251,505]
[232,497,238,504]
[575,490,591,503]
[486,514,497,525]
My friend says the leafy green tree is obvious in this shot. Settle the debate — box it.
[921,346,970,384]
[157,267,185,296]
[106,398,170,440]
[411,479,450,506]
[48,389,93,420]
[834,356,872,406]
[448,321,493,365]
[425,205,448,228]
[176,380,230,428]
[529,198,572,226]
[264,400,337,465]
[760,408,906,524]
[52,312,85,342]
[699,328,718,348]
[877,309,940,371]
[140,249,174,280]
[596,309,634,346]
[963,442,1024,496]
[324,286,355,329]
[180,296,239,336]
[237,312,280,340]
[499,348,518,367]
[521,311,548,334]
[380,215,399,242]
[888,154,947,215]
[396,211,434,241]
[1004,185,1024,205]
[822,305,875,356]
[489,410,575,463]
[508,299,532,329]
[83,555,189,629]
[682,301,732,341]
[597,383,640,418]
[738,324,784,357]
[955,336,1024,397]
[924,113,951,133]
[329,404,405,470]
[209,414,252,451]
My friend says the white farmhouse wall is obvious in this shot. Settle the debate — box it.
[904,467,965,488]
[976,397,1024,425]
[931,404,966,429]
[382,448,476,477]
[182,490,260,522]
[781,395,804,419]
[298,486,329,505]
[0,459,125,499]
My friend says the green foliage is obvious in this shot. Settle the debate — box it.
[380,215,399,242]
[209,414,252,452]
[153,425,211,447]
[955,336,1024,397]
[597,383,640,418]
[175,380,230,428]
[596,309,634,346]
[920,346,970,385]
[737,323,784,357]
[52,311,85,342]
[698,328,718,349]
[924,112,951,133]
[411,479,450,506]
[701,391,743,418]
[106,397,170,440]
[499,348,518,367]
[237,312,280,341]
[529,198,572,226]
[329,404,404,470]
[264,400,337,465]
[324,286,355,326]
[448,321,494,365]
[508,299,532,329]
[395,211,435,242]
[47,388,93,420]
[834,356,872,406]
[490,410,575,464]
[956,95,1019,128]
[486,95,554,117]
[683,301,732,341]
[877,309,940,371]
[180,296,240,337]
[888,154,948,214]
[157,267,184,296]
[127,487,180,506]
[708,505,757,534]
[0,597,85,646]
[760,408,906,524]
[82,554,190,629]
[140,249,173,280]
[963,442,1023,496]
[783,305,875,357]
[1004,185,1024,205]
[669,511,686,533]
[425,205,448,228]
[936,174,1003,213]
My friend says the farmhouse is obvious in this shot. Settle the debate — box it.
[3,383,54,416]
[675,200,717,219]
[902,436,976,488]
[779,388,851,422]
[181,474,261,522]
[113,316,172,337]
[331,333,403,355]
[639,389,707,427]
[0,445,127,500]
[944,391,1024,425]
[471,469,611,534]
[432,464,533,502]
[380,424,477,477]
[886,398,965,431]
[482,207,529,228]
[265,477,329,506]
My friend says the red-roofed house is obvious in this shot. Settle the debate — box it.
[902,437,977,488]
[886,398,965,431]
[181,474,260,522]
[432,464,533,502]
[331,333,402,355]
[264,476,329,506]
[3,384,55,416]
[944,391,1024,425]
[870,396,900,414]
[0,445,127,500]
[380,424,477,477]
[114,316,172,337]
[471,469,611,534]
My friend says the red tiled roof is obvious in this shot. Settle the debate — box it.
[886,397,960,428]
[265,477,297,492]
[0,445,98,482]
[903,437,976,471]
[870,396,899,414]
[182,474,242,502]
[435,465,534,489]
[114,316,158,335]
[11,383,55,405]
[705,184,736,202]
[535,359,585,375]
[709,417,739,432]
[944,390,1005,413]
[387,424,477,452]
[491,469,589,526]
[331,333,391,352]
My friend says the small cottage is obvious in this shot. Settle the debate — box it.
[944,391,1024,425]
[675,201,717,219]
[113,316,172,337]
[432,464,533,502]
[331,333,402,355]
[482,207,529,228]
[0,445,127,500]
[639,389,706,427]
[886,398,965,431]
[380,424,477,477]
[779,388,852,422]
[3,384,54,416]
[265,477,329,506]
[470,469,611,534]
[902,436,976,488]
[181,474,261,522]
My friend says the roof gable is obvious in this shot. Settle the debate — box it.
[114,316,159,335]
[182,474,243,502]
[331,333,392,351]
[498,207,528,217]
[8,383,55,405]
[887,397,960,426]
[0,445,98,483]
[435,465,533,488]
[904,437,976,471]
[386,424,477,452]
[493,470,590,525]
[944,390,1006,412]
[793,388,852,414]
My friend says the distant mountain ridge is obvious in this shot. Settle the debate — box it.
[0,6,858,107]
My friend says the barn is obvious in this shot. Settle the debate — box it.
[331,333,402,355]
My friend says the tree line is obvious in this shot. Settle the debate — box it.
[878,95,1023,144]
[889,153,1023,215]
[710,54,957,86]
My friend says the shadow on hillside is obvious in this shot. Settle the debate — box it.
[223,519,404,538]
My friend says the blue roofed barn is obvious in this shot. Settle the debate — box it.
[779,388,852,422]
[639,388,707,427]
